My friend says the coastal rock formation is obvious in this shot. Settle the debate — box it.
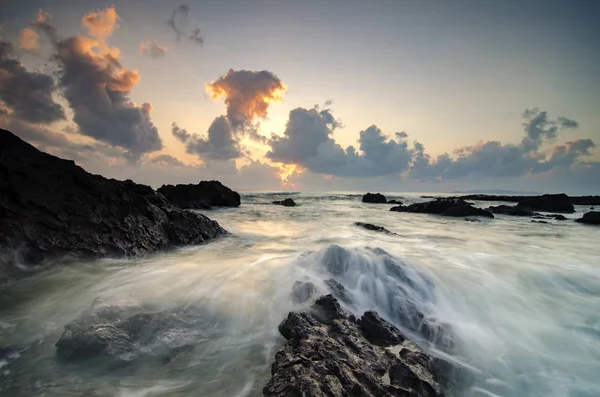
[486,205,538,217]
[447,194,600,206]
[362,192,387,203]
[516,194,574,213]
[157,181,240,209]
[264,295,453,396]
[388,199,403,205]
[273,198,297,207]
[391,199,494,218]
[575,211,600,225]
[290,281,317,304]
[0,129,226,282]
[355,222,395,235]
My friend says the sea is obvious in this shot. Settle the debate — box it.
[0,192,598,397]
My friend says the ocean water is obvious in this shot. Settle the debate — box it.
[0,192,599,397]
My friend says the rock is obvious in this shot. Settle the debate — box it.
[0,129,226,283]
[362,192,387,203]
[391,199,494,218]
[273,198,297,207]
[157,181,240,209]
[324,278,353,305]
[357,311,406,347]
[575,211,600,225]
[354,222,395,235]
[486,205,538,217]
[463,218,481,223]
[553,214,567,220]
[516,194,574,213]
[387,199,403,205]
[264,295,450,397]
[55,300,217,363]
[290,281,317,304]
[591,207,595,210]
[531,220,549,224]
[448,194,600,206]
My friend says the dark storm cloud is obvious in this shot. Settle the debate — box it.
[172,117,242,161]
[0,36,65,124]
[168,5,204,46]
[171,122,191,142]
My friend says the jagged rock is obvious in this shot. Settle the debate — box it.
[575,211,600,225]
[486,205,538,217]
[290,281,317,304]
[516,194,574,213]
[157,181,240,209]
[273,198,297,207]
[0,130,226,283]
[391,199,494,218]
[357,311,406,347]
[324,278,353,305]
[355,222,395,234]
[363,192,387,203]
[55,299,216,363]
[264,295,451,396]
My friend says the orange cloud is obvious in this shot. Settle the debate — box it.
[19,28,39,53]
[82,7,119,39]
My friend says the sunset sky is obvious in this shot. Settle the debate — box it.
[1,0,598,193]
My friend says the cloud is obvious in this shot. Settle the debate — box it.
[205,69,286,131]
[150,154,185,167]
[521,107,578,151]
[139,40,167,58]
[18,28,39,53]
[168,5,204,45]
[172,117,243,160]
[81,7,119,39]
[29,8,163,160]
[0,36,65,124]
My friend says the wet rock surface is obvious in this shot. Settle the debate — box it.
[391,199,494,218]
[363,192,388,203]
[157,181,240,209]
[0,130,226,283]
[575,211,600,225]
[264,295,455,396]
[290,281,317,304]
[516,194,574,213]
[355,222,396,234]
[486,205,539,217]
[273,198,297,207]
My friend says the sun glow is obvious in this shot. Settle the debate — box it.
[277,163,303,187]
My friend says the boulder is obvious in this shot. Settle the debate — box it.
[264,295,452,396]
[553,215,567,220]
[575,211,600,225]
[486,205,538,217]
[324,278,353,305]
[157,181,240,209]
[516,194,574,213]
[391,199,494,218]
[387,199,403,205]
[273,198,297,207]
[290,281,317,304]
[362,192,387,203]
[354,222,395,235]
[0,130,226,283]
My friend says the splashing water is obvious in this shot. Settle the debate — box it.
[0,192,599,396]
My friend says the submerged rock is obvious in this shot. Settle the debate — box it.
[264,295,452,396]
[553,214,567,220]
[355,222,395,235]
[486,205,538,217]
[157,181,240,209]
[387,199,403,205]
[324,278,353,305]
[531,220,549,224]
[290,281,317,304]
[273,198,297,207]
[391,199,494,218]
[363,192,387,203]
[516,194,574,213]
[575,211,600,225]
[0,130,226,283]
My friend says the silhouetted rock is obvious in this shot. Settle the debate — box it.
[486,205,538,217]
[553,215,567,220]
[324,278,353,305]
[157,181,240,209]
[0,129,226,283]
[387,199,403,205]
[362,192,387,203]
[516,194,574,213]
[264,295,453,397]
[575,211,600,225]
[273,198,297,207]
[464,218,481,222]
[447,194,600,207]
[391,199,494,218]
[290,281,317,304]
[531,220,549,224]
[354,222,395,234]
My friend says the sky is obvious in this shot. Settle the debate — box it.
[0,0,599,193]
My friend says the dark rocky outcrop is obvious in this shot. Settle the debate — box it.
[355,222,395,235]
[324,278,353,305]
[387,199,403,205]
[390,199,494,218]
[553,214,567,220]
[531,220,549,224]
[264,295,456,396]
[363,192,387,203]
[448,194,600,206]
[157,181,240,209]
[290,281,317,304]
[273,198,297,207]
[575,211,600,225]
[0,130,226,283]
[486,205,538,217]
[516,194,574,213]
[55,299,218,363]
